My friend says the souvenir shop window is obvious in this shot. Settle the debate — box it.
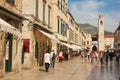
[23,39,30,53]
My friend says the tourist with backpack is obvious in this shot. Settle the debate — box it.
[50,50,56,68]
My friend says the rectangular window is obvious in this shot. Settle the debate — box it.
[58,18,61,34]
[58,0,62,9]
[48,6,51,27]
[58,0,60,6]
[69,30,74,41]
[6,0,15,4]
[61,22,65,35]
[59,20,61,34]
[61,22,63,34]
[64,23,67,37]
[23,39,30,53]
[61,0,62,10]
[36,0,39,18]
[57,18,60,33]
[75,34,78,43]
[43,1,46,23]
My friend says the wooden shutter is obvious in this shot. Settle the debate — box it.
[23,39,30,53]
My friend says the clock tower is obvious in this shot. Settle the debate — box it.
[98,14,105,51]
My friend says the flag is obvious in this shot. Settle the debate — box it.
[66,22,71,29]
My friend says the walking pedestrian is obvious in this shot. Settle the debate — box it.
[95,51,99,63]
[50,50,56,68]
[116,50,120,64]
[109,50,114,64]
[44,51,51,72]
[58,51,64,63]
[99,51,104,64]
[87,51,90,63]
[105,50,109,64]
[90,51,95,63]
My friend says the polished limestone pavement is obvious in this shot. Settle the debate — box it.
[1,57,120,80]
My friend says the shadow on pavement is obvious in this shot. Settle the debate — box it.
[39,68,45,72]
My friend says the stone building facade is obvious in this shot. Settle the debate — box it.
[0,0,91,77]
[114,22,120,51]
[0,0,24,77]
[104,34,114,50]
[22,0,54,67]
[21,0,83,66]
[85,33,92,51]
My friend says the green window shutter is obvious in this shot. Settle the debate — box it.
[6,0,15,4]
[58,19,59,33]
[11,0,14,4]
[36,0,38,18]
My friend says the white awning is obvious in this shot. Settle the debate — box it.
[62,43,73,49]
[71,44,81,50]
[55,33,67,42]
[0,18,21,36]
[60,42,78,51]
[38,29,60,43]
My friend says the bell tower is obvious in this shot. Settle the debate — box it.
[98,14,104,51]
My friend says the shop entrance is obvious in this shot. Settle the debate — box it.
[5,34,13,72]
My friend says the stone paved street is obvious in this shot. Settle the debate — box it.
[1,57,120,80]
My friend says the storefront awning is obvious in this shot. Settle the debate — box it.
[0,18,21,36]
[60,42,78,51]
[62,42,73,49]
[71,44,82,50]
[55,33,68,42]
[38,29,60,43]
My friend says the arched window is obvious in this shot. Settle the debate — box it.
[100,21,103,25]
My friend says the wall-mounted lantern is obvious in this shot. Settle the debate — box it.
[28,21,34,31]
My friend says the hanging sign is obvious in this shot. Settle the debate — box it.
[6,41,9,60]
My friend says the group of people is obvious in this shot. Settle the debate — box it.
[44,49,120,72]
[44,50,64,72]
[80,50,120,65]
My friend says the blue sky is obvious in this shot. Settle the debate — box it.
[68,0,120,32]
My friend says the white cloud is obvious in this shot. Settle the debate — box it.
[69,0,120,32]
[104,11,120,32]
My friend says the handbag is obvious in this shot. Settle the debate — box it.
[59,56,64,59]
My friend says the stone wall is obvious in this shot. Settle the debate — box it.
[0,32,6,78]
[0,0,22,14]
[22,20,36,69]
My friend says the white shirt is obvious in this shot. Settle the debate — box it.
[59,51,63,56]
[50,51,54,58]
[44,53,50,64]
